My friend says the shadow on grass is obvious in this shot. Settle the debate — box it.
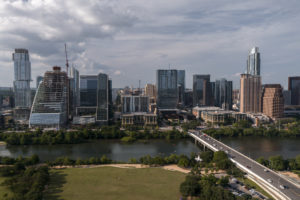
[44,169,67,200]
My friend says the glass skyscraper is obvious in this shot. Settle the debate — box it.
[13,49,31,108]
[96,73,110,123]
[214,78,233,110]
[177,70,185,105]
[247,47,260,76]
[156,69,178,109]
[80,75,98,106]
[288,76,300,105]
[193,75,212,106]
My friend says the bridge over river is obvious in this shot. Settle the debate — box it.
[188,130,300,200]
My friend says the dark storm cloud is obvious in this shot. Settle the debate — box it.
[0,0,300,88]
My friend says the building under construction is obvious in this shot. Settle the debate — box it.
[29,66,68,129]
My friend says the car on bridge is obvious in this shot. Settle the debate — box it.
[267,179,272,183]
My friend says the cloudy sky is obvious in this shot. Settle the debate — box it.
[0,0,300,89]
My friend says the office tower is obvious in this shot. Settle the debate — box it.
[80,75,98,106]
[145,84,156,99]
[288,76,300,105]
[13,49,31,108]
[283,90,291,105]
[177,70,185,105]
[13,49,32,122]
[184,90,193,107]
[193,75,212,106]
[96,73,110,124]
[69,67,80,107]
[240,74,262,113]
[247,47,260,76]
[262,84,284,119]
[156,69,178,109]
[29,66,68,128]
[36,76,43,88]
[214,78,233,110]
[122,95,149,113]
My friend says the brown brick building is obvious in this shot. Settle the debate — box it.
[261,84,284,120]
[240,74,262,113]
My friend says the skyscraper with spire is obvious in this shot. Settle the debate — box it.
[247,47,260,76]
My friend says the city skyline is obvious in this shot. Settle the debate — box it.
[1,1,300,89]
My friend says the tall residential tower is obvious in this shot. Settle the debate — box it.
[13,49,32,121]
[247,47,260,76]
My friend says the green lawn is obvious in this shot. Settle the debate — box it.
[45,167,186,200]
[0,176,11,199]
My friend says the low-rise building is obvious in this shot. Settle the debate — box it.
[201,110,247,124]
[192,106,222,119]
[121,113,157,126]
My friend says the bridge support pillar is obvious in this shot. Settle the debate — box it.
[203,145,205,151]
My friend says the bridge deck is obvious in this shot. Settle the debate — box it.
[188,131,300,200]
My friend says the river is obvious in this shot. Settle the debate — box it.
[0,137,299,161]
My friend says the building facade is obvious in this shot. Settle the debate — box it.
[156,69,178,109]
[240,74,262,113]
[80,75,98,107]
[247,47,260,76]
[193,74,212,106]
[214,78,233,110]
[13,49,31,108]
[177,70,185,105]
[262,84,284,120]
[288,76,300,105]
[36,76,43,89]
[121,95,149,113]
[145,84,156,100]
[29,66,68,129]
[96,73,111,124]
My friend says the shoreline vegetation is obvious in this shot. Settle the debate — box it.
[0,126,188,146]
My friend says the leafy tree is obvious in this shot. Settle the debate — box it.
[180,175,201,197]
[269,155,286,170]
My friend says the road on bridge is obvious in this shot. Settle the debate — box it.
[190,131,300,200]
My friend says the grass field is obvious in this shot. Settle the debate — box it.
[45,167,186,200]
[0,176,11,199]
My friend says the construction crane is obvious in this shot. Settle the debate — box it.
[64,43,69,76]
[64,43,70,121]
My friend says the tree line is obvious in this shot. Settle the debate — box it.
[0,162,49,200]
[0,126,188,145]
[257,154,300,171]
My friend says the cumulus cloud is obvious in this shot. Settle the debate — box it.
[0,0,300,88]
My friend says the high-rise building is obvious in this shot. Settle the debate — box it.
[29,66,68,129]
[177,70,185,105]
[156,69,178,109]
[69,67,80,107]
[214,78,233,110]
[288,76,300,105]
[80,75,98,107]
[240,74,262,113]
[13,49,31,108]
[96,73,111,124]
[247,47,260,76]
[145,84,156,99]
[13,49,32,122]
[193,75,212,106]
[36,76,43,89]
[283,90,291,105]
[122,95,149,113]
[262,84,284,120]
